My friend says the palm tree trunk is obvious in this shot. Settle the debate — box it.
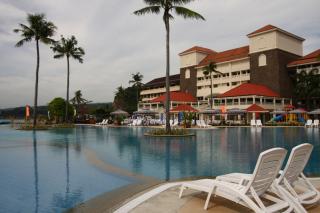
[33,39,40,128]
[165,17,171,133]
[210,72,213,123]
[65,56,70,122]
[210,72,213,109]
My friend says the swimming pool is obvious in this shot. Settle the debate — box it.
[0,125,319,212]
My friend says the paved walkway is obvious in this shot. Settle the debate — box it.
[130,185,320,213]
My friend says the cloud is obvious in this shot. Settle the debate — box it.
[0,0,319,108]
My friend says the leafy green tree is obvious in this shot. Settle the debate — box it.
[129,72,144,110]
[51,36,85,122]
[14,13,57,128]
[113,86,139,114]
[134,0,205,132]
[48,97,74,123]
[203,61,223,109]
[293,69,320,109]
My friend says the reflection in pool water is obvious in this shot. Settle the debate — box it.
[0,125,319,212]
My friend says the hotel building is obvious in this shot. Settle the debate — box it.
[139,25,319,113]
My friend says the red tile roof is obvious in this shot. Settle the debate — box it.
[218,83,280,98]
[171,104,198,112]
[247,24,304,41]
[198,46,249,67]
[179,46,216,56]
[143,74,180,88]
[151,92,197,103]
[247,24,278,36]
[246,104,268,112]
[288,49,320,67]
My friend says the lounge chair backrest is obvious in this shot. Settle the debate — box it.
[250,120,256,126]
[256,120,262,126]
[246,148,287,196]
[314,120,319,125]
[278,143,313,185]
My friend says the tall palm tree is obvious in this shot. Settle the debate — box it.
[51,35,85,122]
[14,13,57,128]
[129,72,144,110]
[203,61,223,109]
[134,0,205,132]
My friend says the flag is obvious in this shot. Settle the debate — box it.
[26,105,30,118]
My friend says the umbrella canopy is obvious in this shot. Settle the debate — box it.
[133,108,157,115]
[284,104,295,110]
[170,104,198,113]
[246,104,268,113]
[289,108,307,114]
[110,109,129,116]
[200,109,221,114]
[308,109,320,115]
[226,108,247,114]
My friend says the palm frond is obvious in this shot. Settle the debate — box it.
[134,6,161,16]
[143,0,162,6]
[15,37,32,47]
[171,0,196,6]
[40,37,56,45]
[173,6,205,20]
[53,53,65,59]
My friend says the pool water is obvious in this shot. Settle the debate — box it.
[0,125,319,212]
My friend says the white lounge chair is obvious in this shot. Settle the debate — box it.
[172,120,178,127]
[201,120,210,128]
[250,119,256,127]
[276,143,320,208]
[313,119,319,128]
[96,119,105,125]
[196,120,203,128]
[136,119,142,126]
[256,119,262,127]
[217,143,318,212]
[179,148,294,212]
[305,119,313,128]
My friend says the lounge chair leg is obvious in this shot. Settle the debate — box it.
[179,185,185,198]
[204,190,213,210]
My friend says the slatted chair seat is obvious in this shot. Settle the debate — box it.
[179,148,296,212]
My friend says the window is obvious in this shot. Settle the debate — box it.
[185,69,190,79]
[259,54,267,67]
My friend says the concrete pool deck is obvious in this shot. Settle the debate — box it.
[115,178,320,213]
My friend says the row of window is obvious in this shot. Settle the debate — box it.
[197,80,249,90]
[196,97,291,105]
[197,70,250,81]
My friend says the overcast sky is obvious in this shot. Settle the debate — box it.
[0,0,319,108]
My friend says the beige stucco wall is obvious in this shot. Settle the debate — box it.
[196,58,250,98]
[180,52,208,68]
[249,31,277,54]
[276,32,303,56]
[249,31,303,56]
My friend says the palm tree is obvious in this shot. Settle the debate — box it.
[70,90,90,115]
[51,35,85,122]
[129,72,144,110]
[134,0,205,132]
[14,13,57,128]
[70,90,89,106]
[203,61,223,109]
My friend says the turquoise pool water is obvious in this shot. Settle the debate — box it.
[0,125,319,212]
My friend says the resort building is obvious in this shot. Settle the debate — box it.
[139,24,319,115]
